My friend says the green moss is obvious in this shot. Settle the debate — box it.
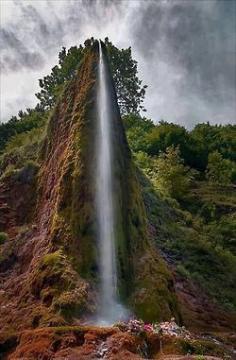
[159,336,230,357]
[41,250,64,268]
[0,232,8,245]
[30,250,75,299]
[176,264,191,278]
[178,338,227,357]
[52,287,88,320]
[0,165,18,181]
[131,249,180,322]
[29,247,92,321]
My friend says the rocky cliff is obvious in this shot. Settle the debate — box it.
[0,42,178,336]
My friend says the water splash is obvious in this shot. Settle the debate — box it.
[95,41,127,324]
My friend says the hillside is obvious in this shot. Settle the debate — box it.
[0,41,235,359]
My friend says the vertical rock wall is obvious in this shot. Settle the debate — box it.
[0,42,180,328]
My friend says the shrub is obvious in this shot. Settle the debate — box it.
[206,151,233,185]
[14,161,39,184]
[176,264,190,278]
[151,146,194,200]
[0,232,8,245]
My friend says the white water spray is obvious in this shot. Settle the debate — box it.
[95,41,126,324]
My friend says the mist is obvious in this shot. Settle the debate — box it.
[1,0,235,127]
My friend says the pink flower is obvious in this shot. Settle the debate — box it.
[143,324,153,332]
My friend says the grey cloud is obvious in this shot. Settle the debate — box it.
[1,0,235,126]
[15,2,65,52]
[1,0,124,74]
[133,0,235,90]
[131,0,236,125]
[1,1,66,74]
[0,29,44,72]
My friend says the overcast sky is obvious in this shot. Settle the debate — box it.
[0,0,236,127]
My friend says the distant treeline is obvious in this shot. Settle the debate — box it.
[1,109,235,182]
[123,114,236,173]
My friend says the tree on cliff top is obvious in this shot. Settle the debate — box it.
[36,37,147,115]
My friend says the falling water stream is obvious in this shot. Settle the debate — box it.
[95,41,126,324]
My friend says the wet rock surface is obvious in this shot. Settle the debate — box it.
[0,323,234,360]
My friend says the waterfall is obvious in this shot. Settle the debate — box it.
[95,41,126,324]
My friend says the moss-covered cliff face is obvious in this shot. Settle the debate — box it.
[36,41,179,321]
[0,43,179,335]
[1,42,236,360]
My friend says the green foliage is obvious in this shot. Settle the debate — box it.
[104,38,147,114]
[0,109,47,153]
[190,182,236,214]
[198,202,216,222]
[152,203,236,310]
[36,46,84,109]
[36,38,147,115]
[134,151,153,174]
[123,113,154,131]
[133,145,194,201]
[145,121,189,157]
[189,122,236,170]
[0,232,8,245]
[150,146,194,200]
[139,151,236,311]
[0,124,46,179]
[124,114,236,174]
[4,126,45,153]
[176,264,190,278]
[123,114,154,153]
[41,250,65,269]
[205,214,236,255]
[206,150,234,185]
